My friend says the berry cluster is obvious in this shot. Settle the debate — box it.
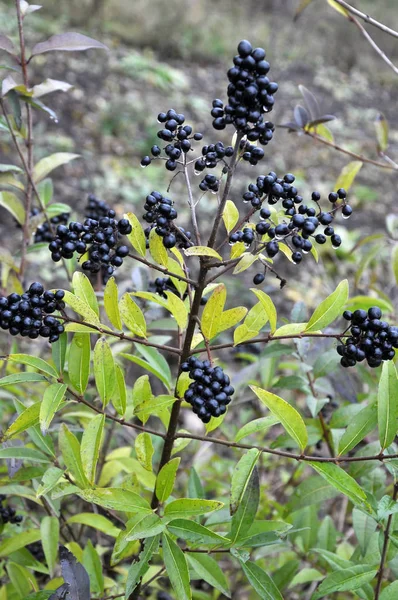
[210,40,277,143]
[181,357,234,423]
[31,208,70,244]
[143,191,192,249]
[141,109,203,171]
[0,495,22,525]
[84,194,111,220]
[149,277,180,299]
[338,307,398,368]
[195,142,234,172]
[240,138,269,165]
[26,541,45,561]
[199,173,219,193]
[229,171,350,278]
[0,283,65,343]
[49,212,131,276]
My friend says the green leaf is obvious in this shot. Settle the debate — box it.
[0,191,25,225]
[72,272,99,316]
[239,560,283,600]
[233,252,258,274]
[125,535,160,598]
[81,414,105,485]
[61,290,101,325]
[78,487,152,513]
[149,228,168,267]
[0,372,47,387]
[335,161,363,192]
[201,284,226,340]
[36,467,64,498]
[0,446,49,463]
[380,581,398,600]
[375,113,388,152]
[41,517,58,577]
[234,416,279,442]
[119,293,147,338]
[234,301,271,345]
[305,279,349,332]
[251,386,308,451]
[67,513,121,538]
[4,402,41,438]
[222,199,239,233]
[162,533,191,600]
[93,337,116,406]
[83,539,104,596]
[352,508,377,555]
[52,332,67,375]
[7,562,34,598]
[68,333,91,394]
[230,467,259,543]
[346,295,393,314]
[290,476,339,510]
[135,432,154,472]
[155,457,180,502]
[135,344,172,387]
[124,513,165,541]
[6,354,57,378]
[168,256,187,296]
[289,568,323,587]
[59,424,90,489]
[32,153,79,183]
[39,382,67,435]
[308,462,371,510]
[230,449,261,515]
[251,289,277,333]
[273,322,308,336]
[312,565,377,599]
[0,529,41,556]
[126,212,146,257]
[184,246,222,260]
[167,519,228,546]
[164,498,223,520]
[187,553,230,597]
[378,361,398,450]
[113,364,127,416]
[188,467,204,499]
[104,277,122,329]
[338,403,377,455]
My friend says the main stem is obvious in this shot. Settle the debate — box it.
[127,133,242,600]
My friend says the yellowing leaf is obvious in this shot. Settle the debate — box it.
[251,289,277,333]
[305,279,348,332]
[33,153,80,183]
[201,284,226,340]
[251,386,308,452]
[119,293,147,338]
[0,191,25,225]
[72,271,99,316]
[335,161,363,192]
[104,277,122,329]
[218,306,247,334]
[61,290,101,325]
[327,0,349,17]
[222,200,239,233]
[165,291,188,329]
[126,212,146,257]
[184,246,222,260]
[149,228,168,267]
[93,337,116,407]
[375,113,389,152]
[168,257,187,296]
[233,253,258,274]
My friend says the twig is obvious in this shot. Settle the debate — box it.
[183,153,201,245]
[347,12,398,76]
[333,0,398,39]
[375,481,398,598]
[128,252,196,286]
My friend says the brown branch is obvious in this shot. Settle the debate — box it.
[333,0,398,39]
[128,253,196,286]
[374,482,398,598]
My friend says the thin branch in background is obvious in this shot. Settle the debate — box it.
[333,0,398,39]
[347,11,398,76]
[183,153,201,245]
[374,481,398,598]
[128,252,196,286]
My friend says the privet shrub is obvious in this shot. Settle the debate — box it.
[0,2,397,600]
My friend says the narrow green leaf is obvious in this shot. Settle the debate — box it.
[7,562,34,598]
[375,113,389,152]
[305,279,349,332]
[119,293,147,338]
[149,228,168,267]
[155,457,180,502]
[6,354,57,378]
[335,161,363,192]
[0,446,49,463]
[52,332,67,374]
[187,553,230,597]
[135,432,154,471]
[113,364,127,416]
[72,271,99,316]
[59,424,90,489]
[126,212,146,257]
[125,535,160,598]
[233,252,258,274]
[83,539,104,595]
[234,301,270,345]
[67,513,121,538]
[93,337,116,406]
[124,513,164,541]
[380,581,398,600]
[32,152,79,183]
[39,382,67,435]
[308,462,371,510]
[251,386,308,451]
[68,333,90,394]
[352,508,377,555]
[313,565,377,599]
[230,449,261,515]
[234,416,279,443]
[104,277,122,329]
[4,402,41,438]
[222,199,239,233]
[0,529,41,556]
[167,519,228,546]
[81,414,105,485]
[188,467,204,499]
[36,467,64,498]
[230,467,259,543]
[290,476,339,510]
[0,372,47,387]
[338,403,377,455]
[40,516,58,577]
[250,289,277,333]
[240,560,283,600]
[0,190,25,225]
[378,361,398,450]
[184,246,222,260]
[78,487,151,513]
[164,498,223,521]
[61,289,101,325]
[162,533,191,600]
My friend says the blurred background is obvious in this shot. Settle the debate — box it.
[0,0,397,307]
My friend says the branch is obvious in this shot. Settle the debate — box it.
[333,0,398,39]
[374,481,398,598]
[128,252,196,286]
[183,153,201,245]
[304,129,398,171]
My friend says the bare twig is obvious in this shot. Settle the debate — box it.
[375,482,398,598]
[347,12,398,76]
[183,153,201,245]
[333,0,398,39]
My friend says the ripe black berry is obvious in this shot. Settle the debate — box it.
[183,358,234,423]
